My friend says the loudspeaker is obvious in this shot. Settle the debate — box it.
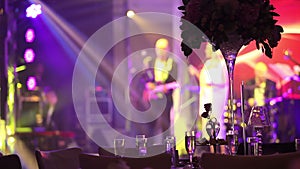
[17,101,40,127]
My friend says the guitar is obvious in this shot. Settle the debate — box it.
[142,81,180,101]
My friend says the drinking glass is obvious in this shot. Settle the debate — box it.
[247,136,258,156]
[165,136,177,166]
[136,135,147,156]
[185,131,196,166]
[114,138,125,157]
[165,136,176,154]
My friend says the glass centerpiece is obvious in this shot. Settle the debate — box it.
[178,0,283,154]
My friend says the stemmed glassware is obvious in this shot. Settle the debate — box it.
[185,131,196,167]
[219,34,243,155]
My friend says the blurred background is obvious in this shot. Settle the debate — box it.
[0,0,300,168]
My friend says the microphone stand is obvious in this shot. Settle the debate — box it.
[240,81,247,155]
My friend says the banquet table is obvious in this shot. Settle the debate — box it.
[86,142,300,169]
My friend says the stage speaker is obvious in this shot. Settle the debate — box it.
[85,91,114,147]
[17,95,43,128]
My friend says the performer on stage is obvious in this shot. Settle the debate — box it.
[130,38,177,140]
[198,42,229,140]
[244,62,277,107]
[42,86,58,130]
[244,61,278,143]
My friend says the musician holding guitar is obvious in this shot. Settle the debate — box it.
[140,38,178,138]
[244,62,278,143]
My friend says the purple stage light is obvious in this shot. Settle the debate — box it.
[24,48,35,63]
[25,28,35,43]
[26,4,42,18]
[27,76,37,90]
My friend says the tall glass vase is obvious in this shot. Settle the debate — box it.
[219,34,243,155]
[220,47,239,132]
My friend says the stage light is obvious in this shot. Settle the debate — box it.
[17,83,22,89]
[24,48,35,63]
[16,65,26,72]
[7,136,16,146]
[126,10,135,18]
[26,4,42,18]
[26,76,37,90]
[25,28,35,43]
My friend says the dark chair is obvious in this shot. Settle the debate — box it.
[200,151,300,169]
[98,146,115,156]
[237,142,296,155]
[81,152,172,169]
[124,153,172,169]
[80,153,128,169]
[262,142,296,155]
[0,154,22,169]
[35,147,82,169]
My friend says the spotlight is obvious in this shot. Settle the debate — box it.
[16,65,26,72]
[126,10,135,18]
[24,48,35,63]
[26,4,42,18]
[26,76,37,90]
[25,28,35,43]
[17,83,22,89]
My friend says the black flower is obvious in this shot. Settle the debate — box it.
[178,0,284,58]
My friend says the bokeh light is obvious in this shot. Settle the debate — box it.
[25,28,35,43]
[24,48,35,63]
[26,76,37,90]
[26,4,42,18]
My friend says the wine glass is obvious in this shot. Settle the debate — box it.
[185,131,196,167]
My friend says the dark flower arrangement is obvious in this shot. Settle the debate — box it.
[178,0,284,58]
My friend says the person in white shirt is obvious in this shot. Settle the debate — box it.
[198,42,229,140]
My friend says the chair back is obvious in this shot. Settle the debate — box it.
[0,154,22,169]
[80,154,125,169]
[200,151,300,169]
[125,153,172,169]
[98,146,115,156]
[35,147,82,169]
[80,153,172,169]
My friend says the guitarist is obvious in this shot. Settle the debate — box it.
[141,38,178,138]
